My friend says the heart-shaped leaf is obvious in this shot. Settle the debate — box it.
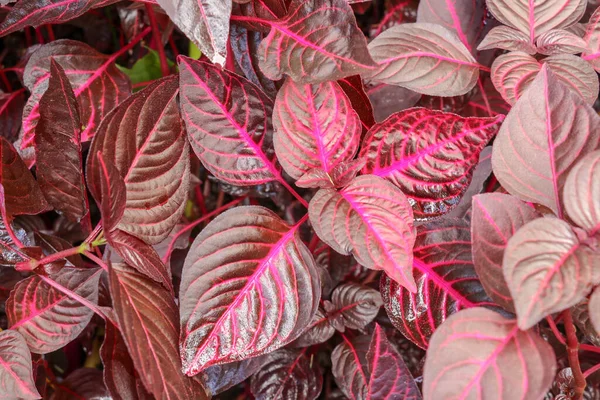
[258,0,376,84]
[359,107,502,219]
[0,330,41,400]
[471,193,540,312]
[536,29,586,55]
[366,23,479,96]
[563,150,600,235]
[329,283,382,330]
[477,26,536,54]
[179,206,320,375]
[504,217,600,330]
[0,89,25,142]
[309,175,416,291]
[493,66,600,217]
[423,307,556,400]
[589,287,600,336]
[87,75,189,244]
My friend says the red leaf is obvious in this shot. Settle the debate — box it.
[0,88,25,142]
[296,158,365,189]
[423,308,556,400]
[87,75,189,244]
[471,193,540,312]
[35,59,89,224]
[381,218,496,349]
[50,368,109,400]
[563,150,600,235]
[0,330,41,400]
[232,0,287,32]
[329,282,382,330]
[7,267,102,354]
[360,108,502,219]
[258,0,376,84]
[179,206,320,374]
[337,75,375,134]
[309,175,416,291]
[109,262,208,399]
[504,217,600,330]
[88,152,126,233]
[492,66,600,217]
[273,78,361,184]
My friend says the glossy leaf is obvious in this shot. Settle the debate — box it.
[423,307,556,400]
[179,206,320,375]
[87,75,189,244]
[337,75,375,134]
[359,108,502,219]
[504,217,600,330]
[477,26,536,54]
[202,355,270,396]
[109,262,207,399]
[89,153,126,233]
[49,368,109,400]
[329,283,382,330]
[273,78,361,183]
[492,66,600,216]
[471,193,540,312]
[0,330,41,400]
[258,0,376,84]
[563,150,600,235]
[366,23,479,96]
[536,29,586,55]
[0,89,26,142]
[589,287,600,336]
[0,219,34,267]
[381,218,496,349]
[7,267,102,354]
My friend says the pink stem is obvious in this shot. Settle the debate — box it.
[145,4,170,77]
[584,363,600,379]
[83,251,109,272]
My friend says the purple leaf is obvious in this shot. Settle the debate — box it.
[503,217,600,330]
[202,355,270,396]
[109,262,208,399]
[381,218,496,349]
[471,193,540,312]
[250,349,322,400]
[423,308,556,400]
[329,282,382,330]
[35,59,89,225]
[563,150,600,235]
[536,29,586,55]
[273,78,361,185]
[0,330,41,400]
[491,66,600,217]
[360,107,502,219]
[49,368,109,400]
[179,206,320,374]
[7,267,102,354]
[87,75,189,244]
[0,89,26,142]
[366,23,479,96]
[477,26,537,54]
[88,152,126,233]
[309,175,417,291]
[258,0,376,84]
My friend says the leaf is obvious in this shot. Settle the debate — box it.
[491,66,600,217]
[504,217,600,330]
[116,48,175,88]
[0,330,41,400]
[329,283,382,330]
[309,175,416,291]
[292,308,336,347]
[359,107,502,219]
[231,0,287,32]
[296,159,365,189]
[88,152,126,233]
[202,355,270,396]
[589,287,600,336]
[366,23,479,96]
[109,262,208,399]
[536,29,586,55]
[49,368,109,400]
[0,89,26,142]
[471,193,540,312]
[258,0,376,84]
[422,308,556,400]
[0,219,34,267]
[381,218,496,349]
[563,150,600,235]
[34,232,83,272]
[331,325,421,400]
[0,137,49,216]
[35,59,88,224]
[7,267,102,354]
[477,26,537,54]
[272,78,361,184]
[155,0,231,66]
[583,6,600,71]
[87,75,189,244]
[250,349,322,400]
[486,0,586,42]
[337,75,375,134]
[366,82,421,123]
[179,206,320,375]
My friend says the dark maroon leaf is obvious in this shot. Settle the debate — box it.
[0,268,24,303]
[34,232,83,272]
[329,283,382,330]
[292,308,336,347]
[563,150,600,235]
[87,75,189,244]
[462,79,510,118]
[258,0,377,84]
[35,59,89,224]
[365,82,421,123]
[232,0,287,32]
[360,108,503,219]
[49,368,109,400]
[590,288,600,337]
[423,308,556,400]
[7,266,102,353]
[337,75,375,134]
[89,152,126,234]
[250,349,322,400]
[202,355,270,396]
[179,206,320,375]
[0,88,25,142]
[370,0,418,38]
[109,262,208,399]
[381,218,496,349]
[0,330,41,399]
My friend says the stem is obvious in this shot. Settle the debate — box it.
[581,344,600,354]
[38,274,108,320]
[83,251,109,272]
[46,25,55,42]
[584,363,600,379]
[546,316,566,345]
[32,244,90,269]
[563,310,586,399]
[145,4,169,77]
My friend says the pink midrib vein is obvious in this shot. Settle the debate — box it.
[0,353,39,397]
[412,258,476,308]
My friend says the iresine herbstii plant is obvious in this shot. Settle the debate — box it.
[2,0,600,398]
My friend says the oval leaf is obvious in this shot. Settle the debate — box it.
[202,355,270,396]
[563,150,600,235]
[477,26,536,54]
[0,330,41,400]
[292,308,336,348]
[329,283,382,330]
[536,29,586,55]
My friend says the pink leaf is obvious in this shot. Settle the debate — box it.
[423,307,556,400]
[563,150,600,235]
[309,175,416,291]
[231,0,287,32]
[503,217,600,330]
[258,0,376,84]
[0,330,41,400]
[589,287,600,336]
[536,29,586,55]
[477,26,537,54]
[179,206,320,374]
[0,89,25,142]
[471,193,540,313]
[491,66,600,217]
[583,6,600,71]
[360,107,502,219]
[366,82,421,123]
